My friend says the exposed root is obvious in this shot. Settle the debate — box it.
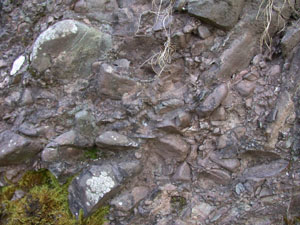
[136,0,175,77]
[256,0,296,52]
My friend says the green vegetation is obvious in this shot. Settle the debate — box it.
[170,196,187,213]
[84,147,102,160]
[0,169,109,225]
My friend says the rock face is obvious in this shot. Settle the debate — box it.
[1,0,300,224]
[0,131,42,166]
[68,159,141,217]
[30,20,112,79]
[187,0,245,30]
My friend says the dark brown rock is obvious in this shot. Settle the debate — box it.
[152,135,190,162]
[197,83,228,117]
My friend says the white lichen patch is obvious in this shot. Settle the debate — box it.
[85,171,115,205]
[31,20,78,61]
[10,55,25,75]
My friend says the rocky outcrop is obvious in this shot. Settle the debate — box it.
[1,0,300,224]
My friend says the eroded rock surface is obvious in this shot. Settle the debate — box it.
[1,0,300,224]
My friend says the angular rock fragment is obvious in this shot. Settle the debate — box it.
[75,110,98,140]
[68,159,141,217]
[111,186,149,212]
[210,153,240,172]
[97,63,138,100]
[0,131,42,166]
[281,24,300,56]
[235,80,256,97]
[30,20,112,79]
[197,83,228,117]
[199,169,231,185]
[95,131,139,150]
[192,202,215,220]
[41,130,93,163]
[243,160,288,179]
[152,135,190,162]
[173,162,191,181]
[187,0,245,30]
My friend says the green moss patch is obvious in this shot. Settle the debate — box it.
[0,169,109,225]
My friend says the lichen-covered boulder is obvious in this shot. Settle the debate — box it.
[0,131,42,166]
[68,159,142,217]
[187,0,245,30]
[30,20,112,80]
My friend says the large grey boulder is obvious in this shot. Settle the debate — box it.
[68,159,142,217]
[30,20,112,80]
[187,0,245,30]
[0,131,42,166]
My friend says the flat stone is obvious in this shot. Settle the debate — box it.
[243,159,288,179]
[95,131,139,150]
[0,131,42,166]
[210,153,240,172]
[187,0,245,30]
[199,169,231,185]
[30,20,112,80]
[197,83,228,117]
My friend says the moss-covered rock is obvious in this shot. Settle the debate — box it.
[0,169,109,225]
